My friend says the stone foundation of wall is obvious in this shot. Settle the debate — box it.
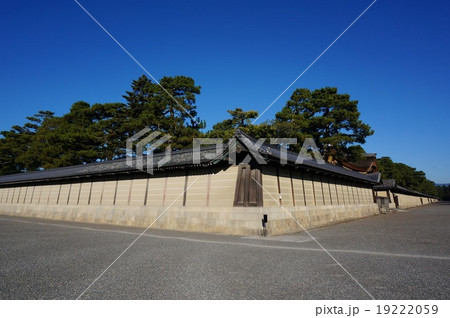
[0,202,379,236]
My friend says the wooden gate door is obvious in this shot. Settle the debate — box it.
[233,164,263,207]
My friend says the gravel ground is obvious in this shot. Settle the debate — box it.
[0,202,449,299]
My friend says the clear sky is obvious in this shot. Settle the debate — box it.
[1,0,449,183]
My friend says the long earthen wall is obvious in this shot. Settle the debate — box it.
[0,164,383,235]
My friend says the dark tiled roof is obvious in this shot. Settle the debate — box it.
[374,179,396,190]
[0,146,225,186]
[0,130,381,186]
[374,179,437,198]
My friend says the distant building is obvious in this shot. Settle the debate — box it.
[341,153,378,174]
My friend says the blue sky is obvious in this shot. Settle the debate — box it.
[1,0,449,183]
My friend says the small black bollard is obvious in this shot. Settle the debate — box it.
[261,214,268,228]
[261,214,268,236]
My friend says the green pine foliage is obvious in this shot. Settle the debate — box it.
[207,87,374,161]
[377,157,438,197]
[206,108,263,140]
[436,185,450,200]
[0,75,205,172]
[0,110,54,174]
[273,87,374,157]
[121,75,205,151]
